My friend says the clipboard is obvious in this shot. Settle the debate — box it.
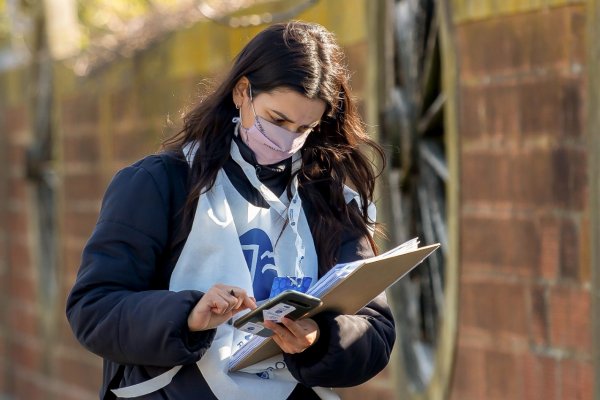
[229,242,441,371]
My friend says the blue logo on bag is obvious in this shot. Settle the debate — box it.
[257,371,270,379]
[239,228,278,301]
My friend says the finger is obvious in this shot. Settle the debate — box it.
[280,317,317,338]
[214,290,237,314]
[279,317,303,337]
[270,332,290,353]
[209,297,232,314]
[242,295,257,310]
[224,286,247,299]
[224,287,250,310]
[268,329,303,354]
[230,295,255,317]
[264,320,293,340]
[275,317,306,338]
[214,292,238,314]
[229,293,244,310]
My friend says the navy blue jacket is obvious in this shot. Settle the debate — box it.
[66,146,395,399]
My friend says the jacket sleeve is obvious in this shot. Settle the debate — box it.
[284,233,396,387]
[66,156,215,367]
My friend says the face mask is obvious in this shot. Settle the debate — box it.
[238,87,310,165]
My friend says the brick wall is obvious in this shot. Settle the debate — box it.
[0,2,392,399]
[4,2,593,399]
[450,3,593,400]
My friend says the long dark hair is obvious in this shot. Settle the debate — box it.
[163,21,385,275]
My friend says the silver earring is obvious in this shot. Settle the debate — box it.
[235,103,240,110]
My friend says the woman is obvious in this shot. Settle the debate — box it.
[67,21,395,400]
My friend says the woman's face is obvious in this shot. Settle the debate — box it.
[233,78,326,135]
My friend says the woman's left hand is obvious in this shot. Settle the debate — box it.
[263,317,319,354]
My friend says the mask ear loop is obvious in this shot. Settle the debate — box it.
[248,84,267,136]
[248,84,260,118]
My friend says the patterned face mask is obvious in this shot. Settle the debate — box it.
[238,86,310,165]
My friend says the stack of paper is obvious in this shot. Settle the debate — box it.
[228,238,439,371]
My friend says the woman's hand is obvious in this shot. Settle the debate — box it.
[263,317,319,354]
[188,284,256,331]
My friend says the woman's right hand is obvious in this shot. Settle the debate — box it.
[188,284,256,331]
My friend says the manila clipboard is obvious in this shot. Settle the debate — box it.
[229,243,441,371]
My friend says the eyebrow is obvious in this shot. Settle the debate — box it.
[271,110,320,129]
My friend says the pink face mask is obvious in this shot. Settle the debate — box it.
[238,88,311,165]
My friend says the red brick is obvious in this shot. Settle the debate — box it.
[550,146,587,211]
[0,237,6,263]
[509,150,551,208]
[9,339,42,370]
[526,8,575,70]
[457,7,573,79]
[461,146,587,210]
[8,268,37,304]
[62,134,101,164]
[482,83,521,140]
[529,285,549,346]
[460,280,528,337]
[61,94,99,127]
[0,359,14,394]
[7,177,28,203]
[7,209,29,238]
[56,385,98,400]
[7,240,32,272]
[458,278,476,327]
[539,217,560,281]
[62,207,100,239]
[569,9,586,66]
[548,286,591,351]
[461,150,512,205]
[0,330,7,358]
[559,218,580,281]
[12,371,51,400]
[560,359,593,400]
[112,128,161,163]
[522,353,559,400]
[6,142,27,171]
[8,303,39,339]
[4,104,28,134]
[459,85,486,142]
[484,350,524,400]
[63,172,108,202]
[457,17,528,79]
[110,86,139,121]
[461,216,539,276]
[337,385,395,400]
[462,146,587,210]
[539,216,583,283]
[53,351,103,394]
[0,288,6,323]
[450,345,486,400]
[579,216,591,283]
[519,78,583,139]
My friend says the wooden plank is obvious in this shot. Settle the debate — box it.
[417,93,446,136]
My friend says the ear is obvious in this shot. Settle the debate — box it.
[232,77,250,108]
